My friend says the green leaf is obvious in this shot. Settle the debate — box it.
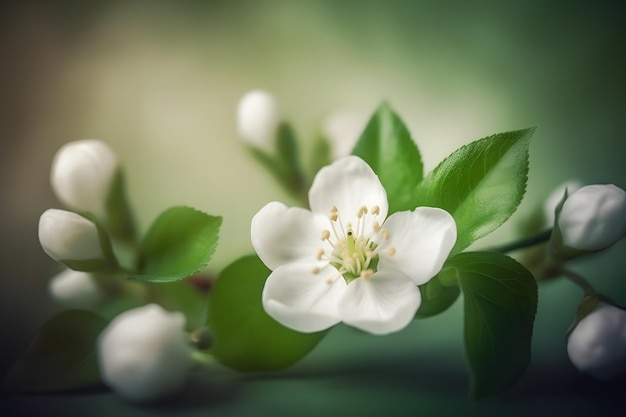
[132,206,221,283]
[415,272,461,318]
[207,255,328,371]
[105,169,137,244]
[276,122,308,196]
[247,123,308,203]
[3,310,108,393]
[95,296,145,322]
[147,280,209,331]
[61,212,119,273]
[352,102,424,213]
[414,127,535,254]
[447,251,537,399]
[309,134,332,179]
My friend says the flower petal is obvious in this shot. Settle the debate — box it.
[251,202,331,271]
[309,156,388,231]
[377,207,456,285]
[262,263,347,333]
[338,269,421,335]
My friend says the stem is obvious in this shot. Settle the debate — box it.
[489,228,553,253]
[561,268,596,296]
[191,350,216,366]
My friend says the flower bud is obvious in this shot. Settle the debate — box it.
[322,110,368,159]
[38,209,105,263]
[567,302,626,380]
[50,140,118,218]
[558,184,626,251]
[543,180,582,226]
[236,90,280,152]
[97,304,192,402]
[49,269,104,309]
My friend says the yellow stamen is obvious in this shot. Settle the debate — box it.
[360,269,374,280]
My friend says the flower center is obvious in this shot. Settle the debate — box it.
[315,205,394,284]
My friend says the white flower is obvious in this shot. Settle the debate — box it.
[38,209,104,262]
[236,90,280,152]
[558,184,626,251]
[567,302,626,380]
[322,109,368,159]
[543,180,582,226]
[251,156,457,335]
[97,304,193,402]
[50,140,118,219]
[49,269,104,309]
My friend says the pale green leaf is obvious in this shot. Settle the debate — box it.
[132,206,221,283]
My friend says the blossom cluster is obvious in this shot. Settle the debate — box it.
[542,181,626,378]
[18,89,626,405]
[37,140,194,402]
[252,156,456,335]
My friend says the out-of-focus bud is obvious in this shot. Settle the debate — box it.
[236,90,280,152]
[51,140,118,219]
[49,269,104,309]
[97,304,193,402]
[543,180,582,226]
[557,184,626,251]
[38,209,106,266]
[567,302,626,380]
[322,109,368,159]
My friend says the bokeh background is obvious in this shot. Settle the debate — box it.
[2,0,626,416]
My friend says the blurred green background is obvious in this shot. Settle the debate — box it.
[1,0,626,415]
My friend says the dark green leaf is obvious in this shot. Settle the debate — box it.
[132,206,221,283]
[415,272,461,318]
[352,102,424,213]
[448,251,537,399]
[3,310,108,393]
[207,255,327,371]
[414,127,535,254]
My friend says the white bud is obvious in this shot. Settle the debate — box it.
[543,180,582,226]
[51,140,118,218]
[558,184,626,251]
[567,302,626,380]
[38,209,104,262]
[49,269,104,309]
[97,304,192,402]
[322,110,368,159]
[236,90,280,151]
